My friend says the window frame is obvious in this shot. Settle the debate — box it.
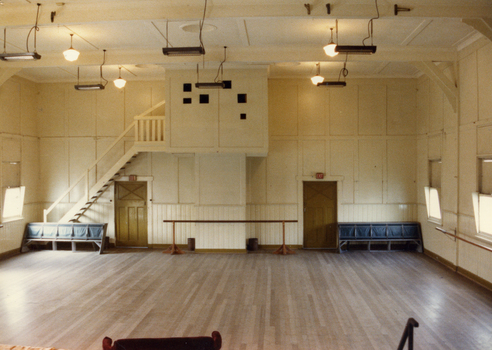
[472,158,492,239]
[424,186,442,225]
[2,186,26,223]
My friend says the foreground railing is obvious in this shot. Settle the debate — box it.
[43,100,165,222]
[162,220,298,255]
[397,318,419,350]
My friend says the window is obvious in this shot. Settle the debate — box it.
[472,158,492,238]
[2,186,25,222]
[424,160,442,223]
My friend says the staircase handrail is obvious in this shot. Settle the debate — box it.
[43,99,165,222]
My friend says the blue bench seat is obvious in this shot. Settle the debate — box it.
[338,222,422,253]
[22,222,108,254]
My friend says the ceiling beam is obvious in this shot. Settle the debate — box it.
[0,2,491,27]
[462,18,492,42]
[0,46,458,70]
[0,68,22,87]
[411,61,458,112]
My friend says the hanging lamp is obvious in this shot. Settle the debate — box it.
[310,63,324,85]
[323,27,338,57]
[114,66,126,88]
[63,34,80,61]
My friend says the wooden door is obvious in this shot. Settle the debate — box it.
[303,181,337,249]
[115,182,148,247]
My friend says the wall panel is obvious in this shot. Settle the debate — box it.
[267,140,298,204]
[358,84,386,135]
[269,81,298,136]
[387,138,416,204]
[477,43,492,121]
[357,140,384,204]
[329,85,358,136]
[459,52,478,126]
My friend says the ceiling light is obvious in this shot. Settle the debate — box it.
[74,49,108,91]
[317,81,346,88]
[0,52,41,61]
[335,45,377,55]
[323,27,338,57]
[162,1,207,57]
[316,57,348,88]
[63,34,80,61]
[114,66,126,89]
[162,47,205,56]
[0,5,42,62]
[195,82,225,89]
[74,84,105,91]
[195,46,228,89]
[311,62,324,85]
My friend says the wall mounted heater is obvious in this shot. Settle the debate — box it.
[162,47,205,56]
[335,45,377,55]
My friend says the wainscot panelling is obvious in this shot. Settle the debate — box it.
[195,206,245,249]
[339,204,417,223]
[153,204,246,250]
[0,203,43,255]
[246,204,298,245]
[153,204,195,246]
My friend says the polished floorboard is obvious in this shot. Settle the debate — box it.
[0,249,491,350]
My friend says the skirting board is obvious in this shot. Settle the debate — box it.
[195,249,247,254]
[151,244,189,250]
[424,248,492,292]
[258,245,303,250]
[0,248,19,261]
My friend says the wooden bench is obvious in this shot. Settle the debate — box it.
[338,222,422,253]
[22,223,108,254]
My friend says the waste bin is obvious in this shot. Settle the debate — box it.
[247,238,258,251]
[188,238,195,251]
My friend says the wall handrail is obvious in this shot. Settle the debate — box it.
[435,227,492,253]
[162,220,298,255]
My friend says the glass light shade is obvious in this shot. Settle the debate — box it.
[114,78,126,88]
[63,48,80,61]
[323,43,338,57]
[311,75,324,85]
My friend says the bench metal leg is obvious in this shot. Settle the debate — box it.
[71,241,76,252]
[53,241,57,251]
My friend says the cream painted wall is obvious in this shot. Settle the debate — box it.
[417,40,492,285]
[165,69,268,154]
[248,78,419,245]
[0,77,40,255]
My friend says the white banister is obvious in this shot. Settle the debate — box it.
[44,100,165,222]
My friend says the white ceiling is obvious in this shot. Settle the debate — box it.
[0,0,490,83]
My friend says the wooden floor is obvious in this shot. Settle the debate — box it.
[0,249,491,350]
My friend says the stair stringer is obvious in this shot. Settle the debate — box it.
[58,146,139,223]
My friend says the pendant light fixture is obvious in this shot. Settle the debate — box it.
[323,27,338,57]
[114,66,126,89]
[74,49,108,90]
[162,0,207,56]
[310,62,324,85]
[317,54,348,88]
[63,34,80,61]
[196,46,228,89]
[0,4,42,61]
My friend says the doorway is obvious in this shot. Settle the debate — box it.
[303,181,337,249]
[115,181,148,247]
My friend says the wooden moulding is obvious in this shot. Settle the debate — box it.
[424,248,492,292]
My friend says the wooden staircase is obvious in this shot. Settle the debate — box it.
[44,100,166,223]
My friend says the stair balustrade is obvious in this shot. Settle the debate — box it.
[43,100,165,223]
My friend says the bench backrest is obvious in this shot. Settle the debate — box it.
[25,223,107,240]
[338,222,421,240]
